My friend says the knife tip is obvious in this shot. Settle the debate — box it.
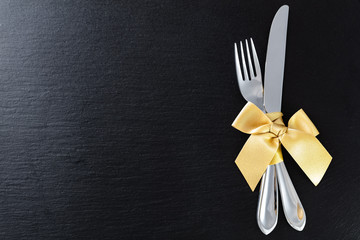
[281,5,289,10]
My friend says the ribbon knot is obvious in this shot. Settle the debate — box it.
[267,112,287,137]
[269,122,287,138]
[232,102,332,191]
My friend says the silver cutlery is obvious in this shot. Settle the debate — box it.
[263,5,306,231]
[234,39,278,235]
[234,5,306,233]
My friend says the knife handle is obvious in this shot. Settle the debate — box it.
[257,165,278,235]
[275,161,306,231]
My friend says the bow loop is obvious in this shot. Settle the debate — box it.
[232,102,332,191]
[232,102,272,134]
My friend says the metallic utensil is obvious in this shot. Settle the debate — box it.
[234,39,278,235]
[264,5,289,113]
[263,5,306,231]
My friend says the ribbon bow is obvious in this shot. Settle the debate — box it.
[232,102,332,191]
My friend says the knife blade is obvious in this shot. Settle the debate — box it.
[264,5,289,113]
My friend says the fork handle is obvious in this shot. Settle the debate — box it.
[257,165,278,235]
[276,161,306,231]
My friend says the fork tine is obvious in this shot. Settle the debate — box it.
[250,38,261,78]
[240,41,249,80]
[234,43,243,81]
[245,39,255,79]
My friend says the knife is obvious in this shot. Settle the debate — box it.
[263,5,306,231]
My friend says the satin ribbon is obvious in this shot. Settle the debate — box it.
[232,102,332,191]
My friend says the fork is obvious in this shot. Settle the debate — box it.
[234,39,278,235]
[235,39,306,233]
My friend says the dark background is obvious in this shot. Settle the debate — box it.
[0,0,359,239]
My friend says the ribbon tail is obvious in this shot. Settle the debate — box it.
[235,134,279,191]
[281,129,332,186]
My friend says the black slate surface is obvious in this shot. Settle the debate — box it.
[0,0,359,239]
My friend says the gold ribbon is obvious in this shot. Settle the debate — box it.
[232,102,332,191]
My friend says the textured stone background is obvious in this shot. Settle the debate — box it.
[0,0,359,239]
